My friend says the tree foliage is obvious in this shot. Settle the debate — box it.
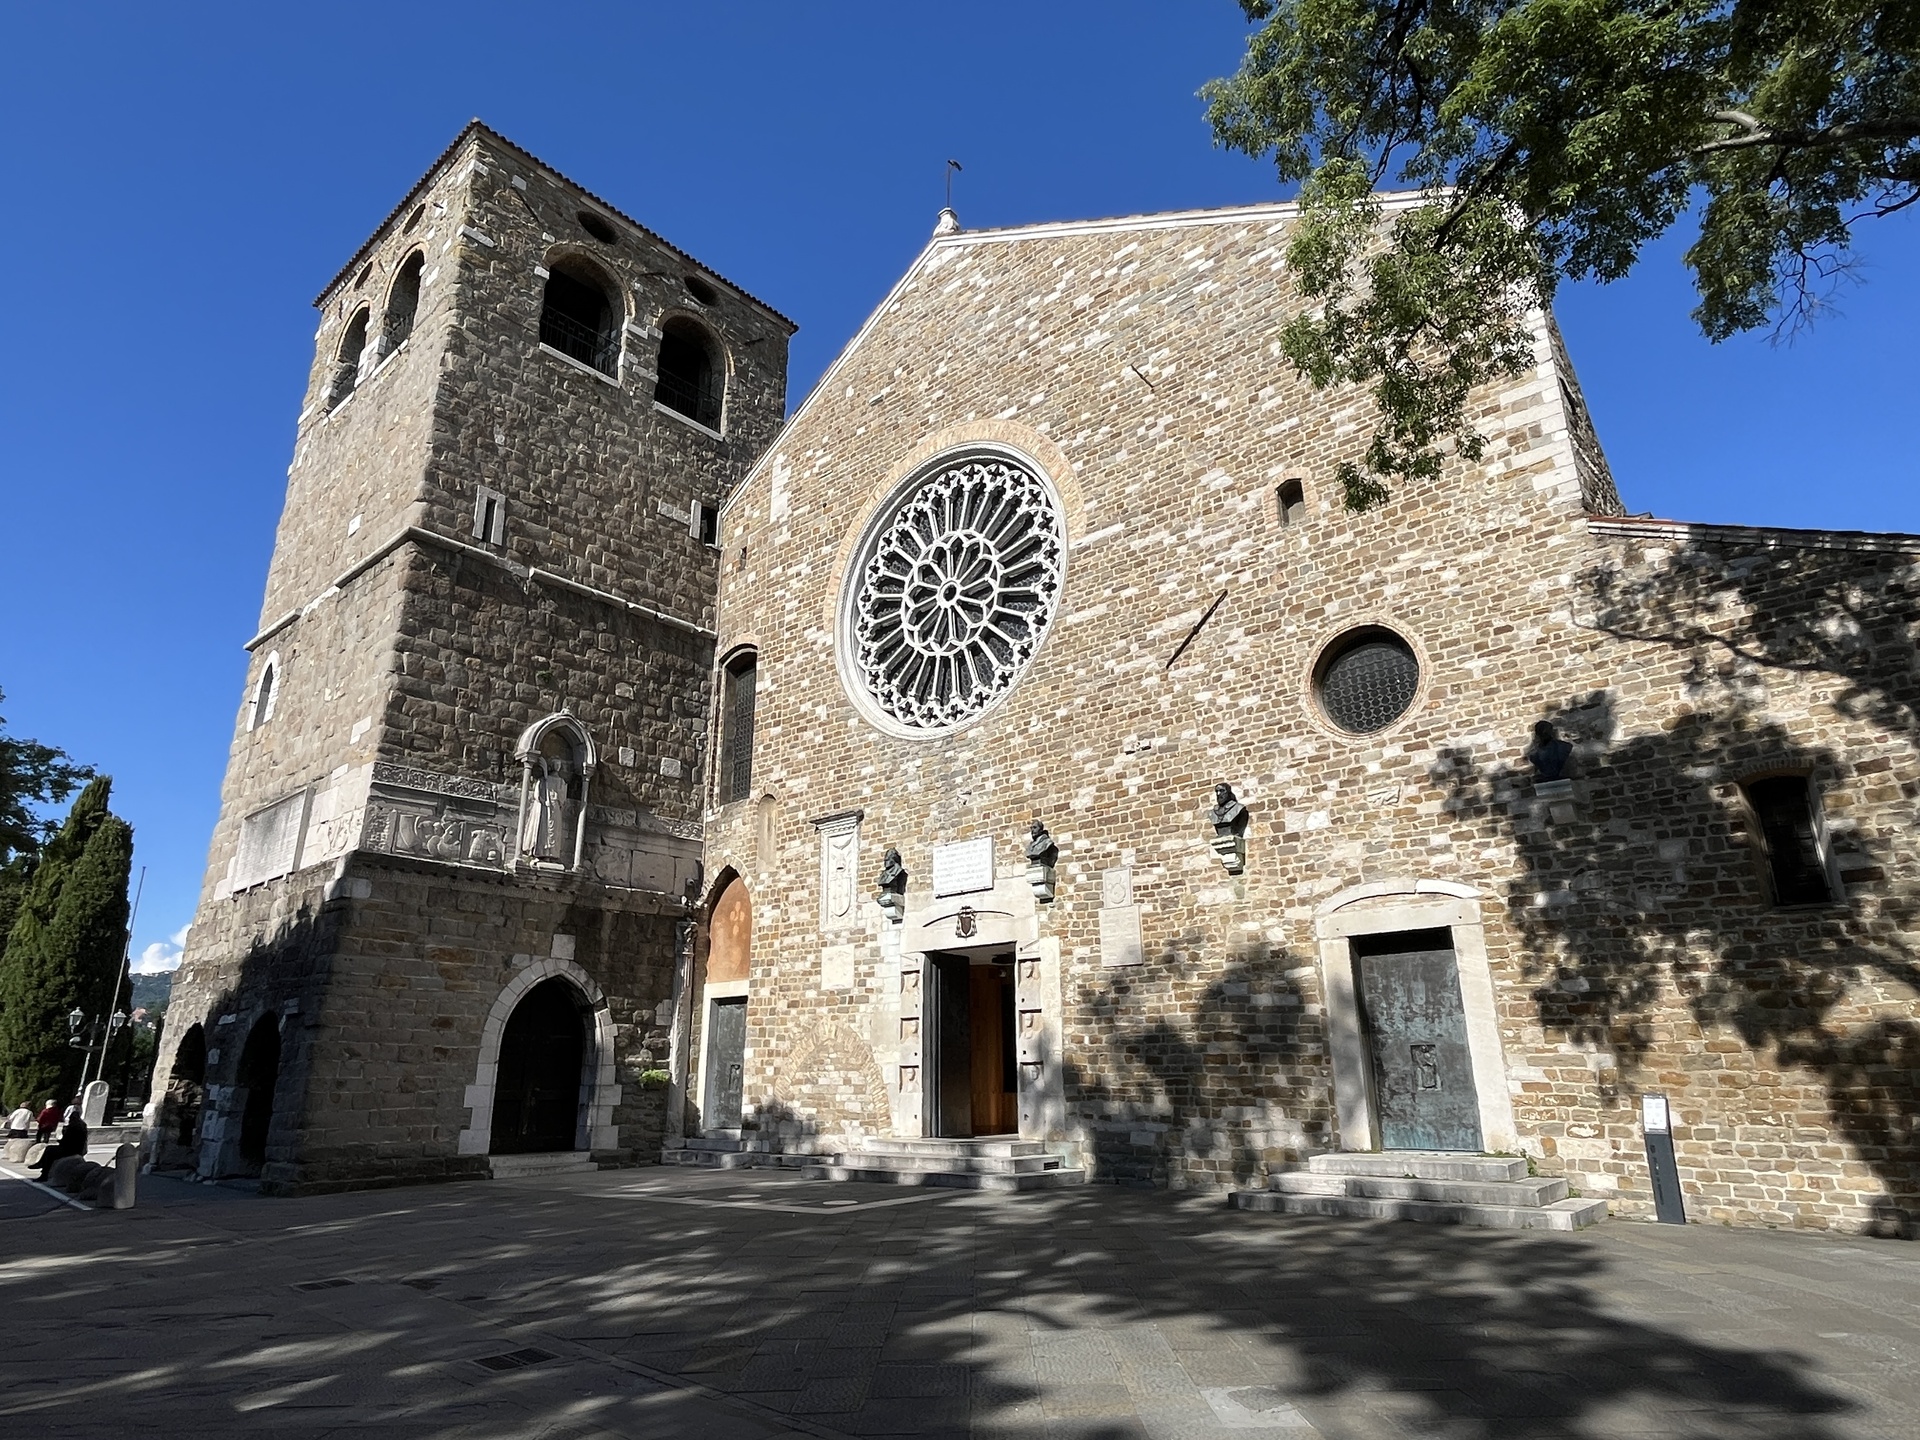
[0,777,134,1106]
[1203,0,1920,508]
[0,686,93,868]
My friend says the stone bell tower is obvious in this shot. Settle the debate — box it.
[147,122,793,1191]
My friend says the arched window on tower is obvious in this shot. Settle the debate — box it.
[539,259,619,376]
[654,317,722,430]
[328,307,370,410]
[249,653,280,732]
[717,650,757,805]
[382,250,424,355]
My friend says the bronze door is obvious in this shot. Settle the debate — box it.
[704,997,747,1131]
[1355,928,1483,1151]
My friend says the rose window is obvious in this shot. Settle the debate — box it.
[849,455,1064,731]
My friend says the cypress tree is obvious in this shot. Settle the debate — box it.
[0,777,134,1107]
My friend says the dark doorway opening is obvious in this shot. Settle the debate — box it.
[165,1023,207,1155]
[704,997,747,1131]
[493,979,588,1154]
[1354,928,1483,1151]
[236,1015,282,1167]
[926,952,1017,1138]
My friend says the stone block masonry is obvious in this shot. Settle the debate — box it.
[698,201,1920,1236]
[150,122,792,1193]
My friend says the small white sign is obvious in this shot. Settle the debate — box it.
[931,838,995,897]
[1641,1094,1671,1134]
[821,945,856,991]
[1100,904,1144,967]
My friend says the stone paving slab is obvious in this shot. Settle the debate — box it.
[1,1164,1917,1437]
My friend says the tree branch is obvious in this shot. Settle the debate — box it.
[1695,114,1920,157]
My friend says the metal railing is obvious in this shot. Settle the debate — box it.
[539,307,619,376]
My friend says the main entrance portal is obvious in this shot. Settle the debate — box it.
[1355,928,1483,1151]
[926,952,1016,1138]
[493,978,587,1154]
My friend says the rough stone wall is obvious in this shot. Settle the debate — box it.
[702,206,1920,1235]
[280,854,681,1193]
[1474,521,1920,1235]
[157,125,790,1191]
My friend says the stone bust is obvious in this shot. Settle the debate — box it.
[876,847,907,896]
[1526,720,1576,782]
[1206,783,1247,833]
[1024,820,1057,864]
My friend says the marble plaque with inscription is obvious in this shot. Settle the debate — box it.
[1099,904,1144,967]
[932,837,995,897]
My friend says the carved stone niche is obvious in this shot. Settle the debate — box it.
[514,712,597,872]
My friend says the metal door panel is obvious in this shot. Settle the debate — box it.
[1355,929,1482,1151]
[705,997,747,1131]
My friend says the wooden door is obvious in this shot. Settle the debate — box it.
[927,954,974,1138]
[1356,928,1483,1151]
[704,997,747,1131]
[969,964,1017,1136]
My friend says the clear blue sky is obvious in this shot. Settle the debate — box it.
[2,3,1914,973]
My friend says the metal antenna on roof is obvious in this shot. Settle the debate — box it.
[945,159,962,210]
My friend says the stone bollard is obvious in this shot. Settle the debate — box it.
[81,1080,110,1127]
[2,1137,30,1163]
[109,1143,137,1209]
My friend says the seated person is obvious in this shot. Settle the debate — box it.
[33,1112,88,1178]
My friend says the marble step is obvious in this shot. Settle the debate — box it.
[1271,1171,1569,1208]
[805,1162,1087,1192]
[1307,1151,1529,1183]
[489,1152,596,1179]
[1230,1188,1607,1231]
[835,1150,1067,1176]
[859,1137,1052,1160]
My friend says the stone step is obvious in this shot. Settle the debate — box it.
[859,1136,1050,1160]
[489,1152,596,1180]
[1307,1151,1528,1183]
[1271,1171,1569,1207]
[839,1150,1065,1176]
[1230,1189,1607,1230]
[805,1163,1087,1192]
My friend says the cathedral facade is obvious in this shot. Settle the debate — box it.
[150,125,1920,1236]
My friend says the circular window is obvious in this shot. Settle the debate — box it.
[578,211,618,244]
[1315,627,1420,734]
[845,452,1065,733]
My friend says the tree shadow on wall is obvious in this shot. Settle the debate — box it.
[1065,934,1331,1190]
[1428,535,1920,1235]
[149,899,340,1185]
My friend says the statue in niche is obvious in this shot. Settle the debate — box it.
[521,751,576,863]
[1206,783,1247,835]
[1526,720,1576,782]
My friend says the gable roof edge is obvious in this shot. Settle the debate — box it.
[720,233,948,522]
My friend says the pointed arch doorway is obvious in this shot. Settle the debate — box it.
[492,978,590,1153]
[697,872,751,1133]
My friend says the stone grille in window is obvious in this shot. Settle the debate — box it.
[1318,631,1420,734]
[850,456,1064,731]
